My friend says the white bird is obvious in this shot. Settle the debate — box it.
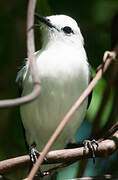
[17,13,91,179]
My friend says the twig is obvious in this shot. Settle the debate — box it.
[77,53,118,177]
[98,64,118,137]
[43,159,78,176]
[26,0,40,84]
[44,129,118,177]
[0,0,40,108]
[70,174,118,180]
[0,155,30,174]
[98,122,118,142]
[92,55,118,138]
[0,85,40,108]
[0,127,118,175]
[77,12,118,177]
[90,61,118,137]
[26,50,116,180]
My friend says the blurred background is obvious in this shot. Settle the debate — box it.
[0,0,118,179]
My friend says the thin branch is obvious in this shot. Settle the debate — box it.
[98,65,118,137]
[43,129,118,177]
[77,12,118,177]
[77,54,118,178]
[92,56,118,138]
[0,127,118,175]
[0,85,40,108]
[0,0,40,108]
[70,174,118,180]
[25,50,116,179]
[98,122,118,142]
[26,0,40,84]
[0,155,30,174]
[90,61,118,137]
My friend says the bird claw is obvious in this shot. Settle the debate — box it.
[103,51,116,62]
[29,144,49,177]
[83,139,98,163]
[30,146,40,164]
[29,145,45,177]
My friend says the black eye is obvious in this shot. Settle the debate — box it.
[47,18,50,22]
[62,26,74,34]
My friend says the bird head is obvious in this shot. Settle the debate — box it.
[35,13,84,48]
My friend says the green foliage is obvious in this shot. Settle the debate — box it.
[87,68,114,127]
[0,0,118,179]
[91,0,118,23]
[36,0,52,16]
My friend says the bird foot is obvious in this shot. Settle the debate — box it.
[30,146,40,164]
[29,145,45,177]
[29,144,49,177]
[83,139,98,163]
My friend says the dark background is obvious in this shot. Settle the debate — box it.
[0,0,118,179]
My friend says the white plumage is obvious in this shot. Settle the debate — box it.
[18,14,89,167]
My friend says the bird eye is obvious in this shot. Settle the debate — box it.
[62,26,74,34]
[47,18,50,22]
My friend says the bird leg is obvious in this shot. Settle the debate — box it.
[30,146,40,164]
[66,139,98,163]
[83,139,98,163]
[29,143,44,178]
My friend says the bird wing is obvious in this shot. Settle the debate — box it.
[16,59,29,96]
[16,59,30,149]
[16,50,41,96]
[87,65,93,109]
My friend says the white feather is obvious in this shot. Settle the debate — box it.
[19,15,89,153]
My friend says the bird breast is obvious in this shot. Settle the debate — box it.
[20,45,89,151]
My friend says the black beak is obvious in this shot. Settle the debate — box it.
[34,13,59,31]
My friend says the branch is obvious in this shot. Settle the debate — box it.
[70,174,118,180]
[0,155,30,174]
[26,0,40,84]
[77,12,118,177]
[0,127,118,175]
[27,50,117,179]
[77,52,118,177]
[90,60,118,137]
[0,50,115,178]
[0,85,40,108]
[0,0,40,108]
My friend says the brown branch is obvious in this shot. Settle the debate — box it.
[98,122,118,142]
[92,56,118,138]
[77,54,118,178]
[0,0,40,108]
[44,128,118,176]
[94,12,118,133]
[98,63,118,137]
[0,128,118,175]
[0,155,30,174]
[26,50,116,179]
[77,12,118,176]
[90,61,118,137]
[71,174,118,180]
[0,85,40,108]
[26,0,40,84]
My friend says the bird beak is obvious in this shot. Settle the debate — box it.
[34,13,59,31]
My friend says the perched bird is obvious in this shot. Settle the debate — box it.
[16,13,91,179]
